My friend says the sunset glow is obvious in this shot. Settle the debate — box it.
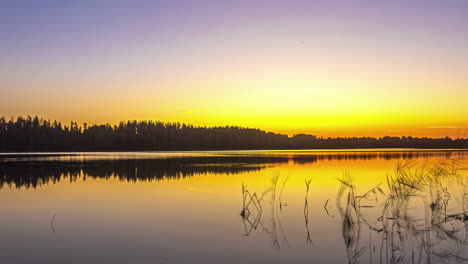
[1,1,467,137]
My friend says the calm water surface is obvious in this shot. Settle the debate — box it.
[1,150,467,263]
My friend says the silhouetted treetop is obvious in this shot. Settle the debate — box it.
[0,116,466,151]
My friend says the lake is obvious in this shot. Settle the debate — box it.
[1,150,467,264]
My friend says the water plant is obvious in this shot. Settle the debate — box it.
[335,160,468,263]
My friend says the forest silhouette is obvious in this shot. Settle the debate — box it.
[0,116,466,151]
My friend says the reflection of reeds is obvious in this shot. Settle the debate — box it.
[240,174,289,249]
[278,176,289,210]
[240,183,264,236]
[323,199,330,216]
[335,160,468,264]
[50,214,56,233]
[304,177,313,245]
[336,171,366,263]
[238,160,468,261]
[269,174,289,248]
[240,183,263,217]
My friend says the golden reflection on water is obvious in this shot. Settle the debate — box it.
[0,151,467,263]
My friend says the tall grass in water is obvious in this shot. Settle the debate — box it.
[336,160,468,264]
[240,174,290,249]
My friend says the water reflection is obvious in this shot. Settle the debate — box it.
[304,178,313,245]
[0,151,467,263]
[239,159,468,263]
[335,160,468,263]
[240,175,290,249]
[0,156,285,189]
[1,151,465,189]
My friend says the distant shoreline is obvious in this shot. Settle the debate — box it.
[1,148,468,156]
[1,116,467,152]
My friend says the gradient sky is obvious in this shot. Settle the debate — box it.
[1,0,467,137]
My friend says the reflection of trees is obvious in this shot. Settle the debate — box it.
[1,151,465,190]
[0,156,287,189]
[335,160,468,263]
[292,151,465,164]
[14,152,412,189]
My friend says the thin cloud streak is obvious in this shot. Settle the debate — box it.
[184,109,204,114]
[425,126,457,129]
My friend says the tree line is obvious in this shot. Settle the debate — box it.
[0,116,466,151]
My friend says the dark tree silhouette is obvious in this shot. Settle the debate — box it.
[0,116,466,151]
